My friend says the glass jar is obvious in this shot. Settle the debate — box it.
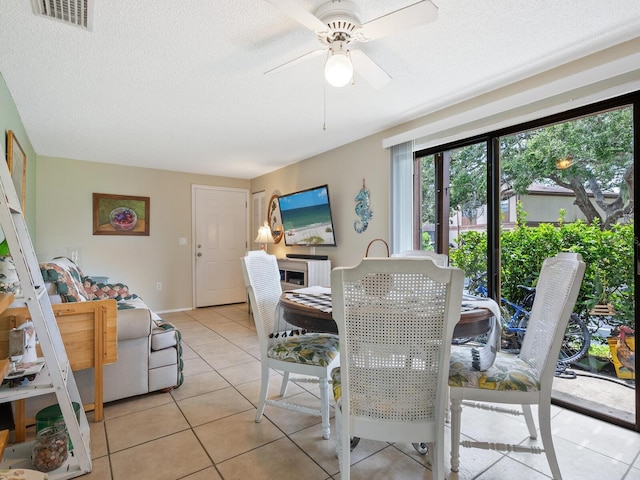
[32,425,68,472]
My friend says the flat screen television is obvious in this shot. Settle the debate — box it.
[278,185,337,247]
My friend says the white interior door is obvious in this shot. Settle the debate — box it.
[193,185,249,307]
[253,190,266,243]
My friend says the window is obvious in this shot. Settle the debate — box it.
[393,92,639,431]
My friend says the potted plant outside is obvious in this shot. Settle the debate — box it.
[608,326,635,380]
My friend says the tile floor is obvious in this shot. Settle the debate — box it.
[73,304,640,479]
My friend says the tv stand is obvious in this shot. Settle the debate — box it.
[286,253,329,260]
[277,258,331,290]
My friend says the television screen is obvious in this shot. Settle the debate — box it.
[278,185,337,247]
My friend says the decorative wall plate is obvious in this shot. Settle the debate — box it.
[268,194,284,244]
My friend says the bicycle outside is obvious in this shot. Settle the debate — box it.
[467,273,590,365]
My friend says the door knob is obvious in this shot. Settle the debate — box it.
[197,252,202,257]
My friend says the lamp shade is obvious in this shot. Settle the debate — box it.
[255,222,275,250]
[325,51,353,87]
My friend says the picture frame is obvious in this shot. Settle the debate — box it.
[93,193,150,236]
[7,130,27,211]
[268,194,283,244]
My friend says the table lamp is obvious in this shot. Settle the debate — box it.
[255,221,275,252]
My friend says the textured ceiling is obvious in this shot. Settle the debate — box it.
[1,0,639,179]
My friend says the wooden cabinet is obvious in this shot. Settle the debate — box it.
[277,259,331,290]
[0,299,118,426]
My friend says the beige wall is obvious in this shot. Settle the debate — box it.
[35,138,394,314]
[521,195,585,224]
[36,156,249,312]
[35,135,395,314]
[520,193,616,224]
[250,131,392,269]
[0,72,37,233]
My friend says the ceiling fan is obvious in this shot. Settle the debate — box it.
[264,0,438,89]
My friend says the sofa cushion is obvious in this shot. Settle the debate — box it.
[36,256,185,401]
[115,304,153,340]
[40,257,90,303]
[151,317,183,389]
[151,324,178,351]
[149,347,177,369]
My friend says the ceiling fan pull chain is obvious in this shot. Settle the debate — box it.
[323,80,327,131]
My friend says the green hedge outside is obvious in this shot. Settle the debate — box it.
[449,208,634,329]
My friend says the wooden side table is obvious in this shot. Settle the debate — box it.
[0,359,9,460]
[0,299,117,442]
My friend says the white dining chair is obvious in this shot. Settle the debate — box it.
[240,250,340,439]
[448,252,586,479]
[392,250,449,266]
[331,257,464,480]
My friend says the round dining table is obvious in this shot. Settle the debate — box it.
[279,288,494,339]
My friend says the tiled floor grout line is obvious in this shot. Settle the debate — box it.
[207,306,399,479]
[185,305,525,479]
[178,307,337,479]
[100,304,639,480]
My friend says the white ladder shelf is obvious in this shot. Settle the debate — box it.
[0,151,91,477]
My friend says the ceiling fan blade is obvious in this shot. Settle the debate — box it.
[264,0,329,35]
[356,1,438,42]
[350,49,391,90]
[265,48,326,76]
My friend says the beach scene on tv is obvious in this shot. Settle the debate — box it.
[278,186,337,246]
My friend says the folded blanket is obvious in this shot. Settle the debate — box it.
[462,295,501,371]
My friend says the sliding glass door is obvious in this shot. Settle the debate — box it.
[416,143,491,295]
[499,106,635,425]
[410,94,638,430]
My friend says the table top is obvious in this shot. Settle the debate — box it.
[279,287,494,338]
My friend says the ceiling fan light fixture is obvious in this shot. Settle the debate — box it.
[324,50,353,87]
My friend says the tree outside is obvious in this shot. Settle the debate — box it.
[500,107,633,230]
[444,106,635,375]
[441,107,633,228]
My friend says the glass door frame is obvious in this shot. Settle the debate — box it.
[413,90,639,431]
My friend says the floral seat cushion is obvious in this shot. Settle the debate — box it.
[331,367,341,403]
[268,333,339,367]
[449,347,541,391]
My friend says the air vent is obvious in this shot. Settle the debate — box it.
[31,0,93,30]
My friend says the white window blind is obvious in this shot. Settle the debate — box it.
[390,141,413,254]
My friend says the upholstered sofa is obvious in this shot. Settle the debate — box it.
[9,257,184,419]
